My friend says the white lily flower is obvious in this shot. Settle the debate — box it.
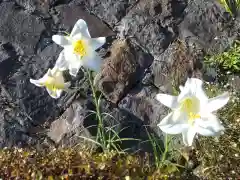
[52,19,106,77]
[30,67,70,99]
[156,78,229,146]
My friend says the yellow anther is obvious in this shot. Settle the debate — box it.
[182,98,193,112]
[188,112,201,125]
[189,112,201,120]
[180,96,201,125]
[73,40,86,57]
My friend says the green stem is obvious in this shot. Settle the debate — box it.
[87,70,106,148]
[161,134,168,163]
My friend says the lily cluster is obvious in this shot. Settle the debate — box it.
[30,19,230,147]
[30,19,106,98]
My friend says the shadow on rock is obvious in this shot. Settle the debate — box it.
[47,97,164,156]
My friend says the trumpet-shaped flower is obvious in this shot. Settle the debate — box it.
[156,78,229,146]
[52,19,106,76]
[30,67,70,99]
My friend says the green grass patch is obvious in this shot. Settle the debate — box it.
[204,40,240,73]
[219,0,240,17]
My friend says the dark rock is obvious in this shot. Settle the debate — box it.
[202,66,218,83]
[117,84,166,151]
[0,45,11,62]
[0,2,45,55]
[72,0,138,27]
[47,96,161,152]
[0,0,115,149]
[151,40,193,92]
[0,44,77,148]
[0,43,20,81]
[94,39,153,104]
[179,0,240,54]
[178,0,240,88]
[99,99,164,153]
[47,100,88,144]
[152,0,187,27]
[116,0,186,59]
[15,0,54,16]
[0,2,65,148]
[2,44,75,125]
[0,92,42,148]
[46,98,96,148]
[118,84,164,124]
[50,3,115,38]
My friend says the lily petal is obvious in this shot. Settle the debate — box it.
[70,19,91,38]
[188,78,208,102]
[63,46,81,69]
[46,88,62,99]
[82,52,102,72]
[158,112,188,134]
[179,85,184,92]
[178,78,208,104]
[69,61,83,77]
[182,128,196,146]
[155,93,178,109]
[89,37,106,50]
[56,89,63,98]
[187,78,203,88]
[45,69,52,76]
[52,35,71,47]
[195,114,225,136]
[55,51,69,71]
[30,79,45,87]
[178,79,192,102]
[206,92,230,112]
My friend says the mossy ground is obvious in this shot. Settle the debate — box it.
[195,80,240,179]
[0,147,191,180]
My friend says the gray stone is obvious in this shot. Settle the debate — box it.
[0,0,70,147]
[0,92,43,148]
[98,98,164,153]
[0,2,45,55]
[47,100,85,144]
[47,97,159,152]
[15,0,54,16]
[117,85,166,150]
[179,0,240,54]
[2,44,75,125]
[116,0,186,59]
[71,0,138,27]
[0,43,20,81]
[151,40,192,92]
[159,0,187,27]
[0,43,77,148]
[94,39,153,104]
[0,45,10,62]
[0,0,115,149]
[202,66,218,83]
[118,84,165,125]
[50,3,115,38]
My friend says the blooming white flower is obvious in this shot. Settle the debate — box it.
[156,78,229,146]
[30,67,70,98]
[52,19,106,77]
